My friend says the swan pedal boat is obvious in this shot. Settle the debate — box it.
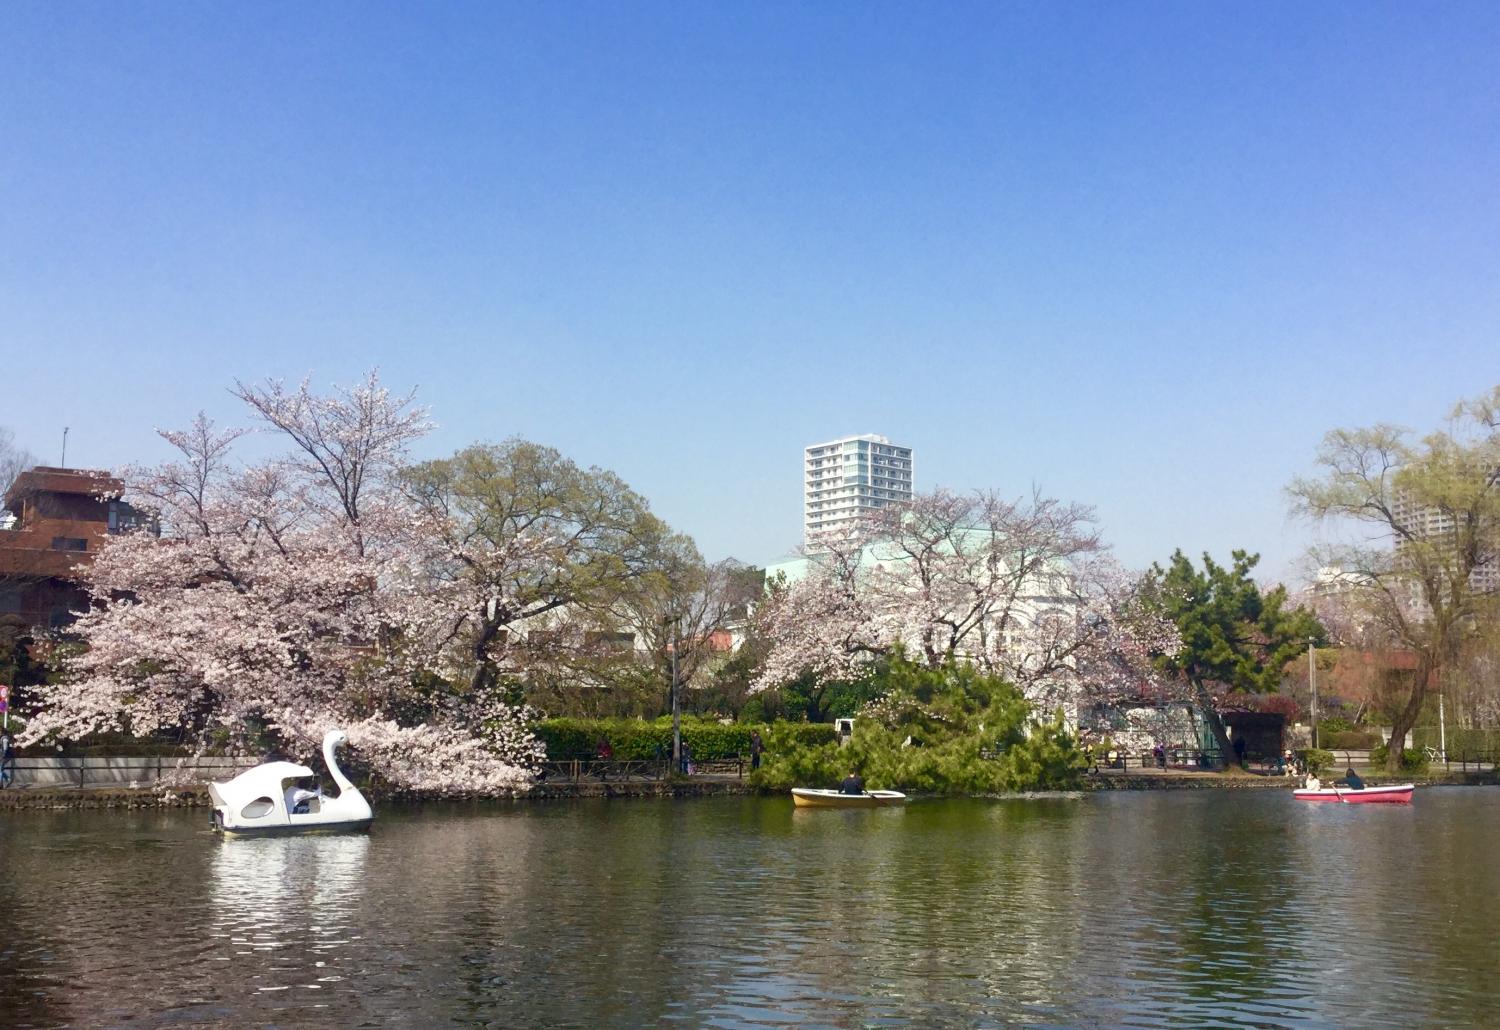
[209,729,373,836]
[791,787,907,808]
[1292,783,1414,804]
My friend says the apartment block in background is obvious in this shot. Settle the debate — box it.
[803,434,913,544]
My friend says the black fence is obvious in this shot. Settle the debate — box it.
[538,754,751,782]
[1421,750,1499,773]
[0,754,260,789]
[1087,747,1499,775]
[1089,748,1227,772]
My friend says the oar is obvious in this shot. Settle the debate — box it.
[1332,784,1347,804]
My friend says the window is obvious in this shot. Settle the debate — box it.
[51,537,88,552]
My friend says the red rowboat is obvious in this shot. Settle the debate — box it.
[1292,783,1414,804]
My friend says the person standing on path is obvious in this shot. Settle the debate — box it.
[0,731,14,788]
[595,737,613,781]
[750,730,764,771]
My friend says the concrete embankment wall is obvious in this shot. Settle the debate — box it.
[0,772,757,811]
[6,755,261,789]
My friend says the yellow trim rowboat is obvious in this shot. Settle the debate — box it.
[791,787,907,808]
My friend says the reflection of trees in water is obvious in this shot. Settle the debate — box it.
[1088,793,1320,1022]
[748,800,1095,1024]
[0,809,223,1026]
[5,794,1500,1026]
[429,801,688,1027]
[1294,794,1500,1026]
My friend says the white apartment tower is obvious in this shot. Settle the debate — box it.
[803,434,914,544]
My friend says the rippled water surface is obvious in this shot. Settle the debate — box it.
[3,789,1498,1027]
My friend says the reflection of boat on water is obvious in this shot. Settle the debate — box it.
[209,729,373,836]
[791,788,907,808]
[1293,783,1414,804]
[209,829,371,955]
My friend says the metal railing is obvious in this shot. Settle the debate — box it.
[1088,748,1227,772]
[1421,749,1499,773]
[1,754,261,789]
[537,755,750,782]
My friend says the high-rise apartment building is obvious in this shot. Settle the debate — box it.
[803,434,913,544]
[1389,492,1499,594]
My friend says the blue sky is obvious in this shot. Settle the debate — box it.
[3,2,1498,580]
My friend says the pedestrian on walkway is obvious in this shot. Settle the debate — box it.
[750,730,764,771]
[595,737,613,781]
[0,731,14,788]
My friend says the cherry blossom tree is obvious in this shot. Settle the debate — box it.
[752,489,1180,715]
[19,375,542,795]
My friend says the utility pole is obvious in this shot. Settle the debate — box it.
[1309,638,1318,750]
[1439,692,1447,763]
[61,427,69,468]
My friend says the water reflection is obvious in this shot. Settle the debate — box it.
[208,833,371,982]
[2,791,1498,1027]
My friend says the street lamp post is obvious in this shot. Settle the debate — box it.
[665,614,682,774]
[1309,638,1318,750]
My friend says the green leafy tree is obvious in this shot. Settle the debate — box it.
[400,438,674,698]
[751,653,1086,793]
[1141,550,1324,768]
[1288,387,1500,771]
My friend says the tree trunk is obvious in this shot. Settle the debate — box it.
[1386,655,1433,774]
[1191,678,1234,770]
[467,617,502,694]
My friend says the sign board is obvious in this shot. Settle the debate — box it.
[0,685,9,701]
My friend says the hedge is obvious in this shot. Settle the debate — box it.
[532,717,836,761]
[1319,729,1382,750]
[1296,748,1335,775]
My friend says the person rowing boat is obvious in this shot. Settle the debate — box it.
[839,771,866,795]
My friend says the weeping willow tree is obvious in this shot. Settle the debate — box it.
[1289,387,1500,772]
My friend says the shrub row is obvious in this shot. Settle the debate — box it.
[531,717,836,761]
[1369,743,1429,773]
[1319,729,1382,750]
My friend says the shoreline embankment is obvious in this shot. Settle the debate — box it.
[3,769,1496,812]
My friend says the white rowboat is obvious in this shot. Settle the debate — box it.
[791,788,907,808]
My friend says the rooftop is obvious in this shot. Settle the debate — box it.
[3,467,123,512]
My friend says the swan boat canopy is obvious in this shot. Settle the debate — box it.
[209,729,374,836]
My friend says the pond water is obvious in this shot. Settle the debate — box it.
[2,788,1497,1028]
